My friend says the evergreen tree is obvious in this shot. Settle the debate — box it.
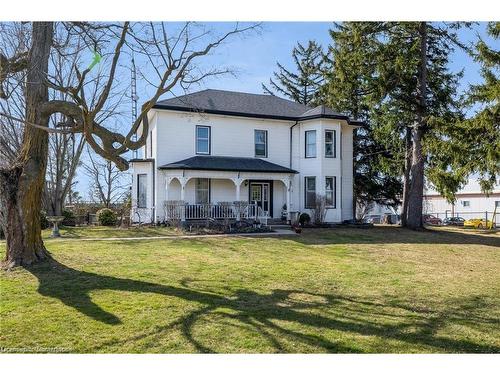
[377,23,466,228]
[262,40,324,105]
[322,23,403,219]
[323,22,467,229]
[435,22,500,194]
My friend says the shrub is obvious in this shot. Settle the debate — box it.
[96,208,117,226]
[310,194,328,225]
[62,209,76,226]
[299,212,311,226]
[40,211,50,230]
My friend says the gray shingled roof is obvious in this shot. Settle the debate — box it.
[153,89,362,124]
[158,156,298,174]
[300,105,344,118]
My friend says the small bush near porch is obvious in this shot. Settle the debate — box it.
[1,227,499,353]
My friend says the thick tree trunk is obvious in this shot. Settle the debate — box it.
[406,22,427,230]
[400,127,412,226]
[406,127,425,229]
[1,22,53,268]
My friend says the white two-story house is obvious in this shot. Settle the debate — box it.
[130,89,361,224]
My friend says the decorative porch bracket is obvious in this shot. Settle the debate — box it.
[173,176,189,222]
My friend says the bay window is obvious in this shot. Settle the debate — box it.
[325,130,336,158]
[325,176,336,208]
[305,176,316,208]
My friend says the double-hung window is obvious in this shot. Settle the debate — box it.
[255,130,268,157]
[305,130,317,158]
[305,177,316,208]
[196,126,211,155]
[195,178,210,204]
[137,174,147,208]
[325,130,336,158]
[325,177,336,208]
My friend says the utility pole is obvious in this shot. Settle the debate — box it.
[131,57,139,158]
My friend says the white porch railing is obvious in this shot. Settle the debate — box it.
[163,201,269,223]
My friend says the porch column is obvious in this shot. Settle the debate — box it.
[164,176,172,222]
[178,177,189,222]
[282,177,292,224]
[231,177,244,221]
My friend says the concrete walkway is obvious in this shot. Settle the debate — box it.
[50,228,297,241]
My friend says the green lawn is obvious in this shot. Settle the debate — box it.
[41,225,180,239]
[1,226,499,353]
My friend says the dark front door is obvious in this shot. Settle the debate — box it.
[250,182,271,215]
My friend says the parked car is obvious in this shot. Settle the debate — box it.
[463,218,496,229]
[442,217,465,226]
[423,214,442,226]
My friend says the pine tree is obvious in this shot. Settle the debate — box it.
[262,41,324,105]
[322,23,404,219]
[323,22,468,229]
[466,22,500,191]
[439,22,500,193]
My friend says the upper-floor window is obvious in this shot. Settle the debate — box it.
[462,200,470,207]
[305,176,316,208]
[255,130,268,158]
[196,125,211,155]
[137,174,147,208]
[305,130,316,158]
[325,176,336,208]
[325,130,336,158]
[496,201,500,208]
[195,178,210,204]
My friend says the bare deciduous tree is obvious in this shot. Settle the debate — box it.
[82,147,130,207]
[310,194,328,225]
[0,21,260,268]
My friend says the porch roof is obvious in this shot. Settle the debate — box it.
[158,156,298,174]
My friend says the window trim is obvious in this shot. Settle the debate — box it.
[254,129,268,158]
[305,130,317,158]
[195,178,211,204]
[195,125,211,155]
[137,174,147,208]
[325,176,337,208]
[304,176,316,209]
[324,129,336,158]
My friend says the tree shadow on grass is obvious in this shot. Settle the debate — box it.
[26,259,500,353]
[257,226,500,248]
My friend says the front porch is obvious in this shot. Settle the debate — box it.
[161,157,298,223]
[162,173,293,224]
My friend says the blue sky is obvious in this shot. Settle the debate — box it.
[142,22,491,99]
[74,22,492,196]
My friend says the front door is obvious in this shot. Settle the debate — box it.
[250,182,270,215]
